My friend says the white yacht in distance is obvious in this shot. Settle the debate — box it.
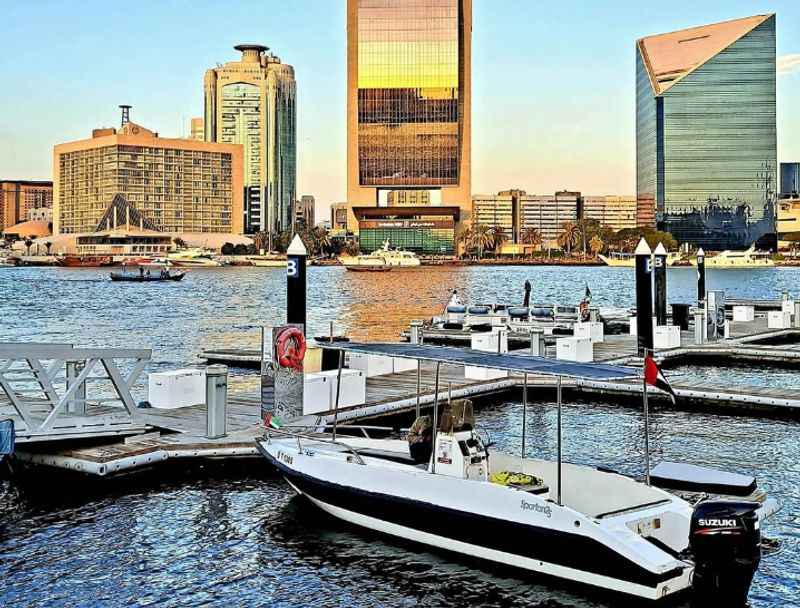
[690,246,774,269]
[339,240,421,271]
[598,251,682,267]
[167,248,223,267]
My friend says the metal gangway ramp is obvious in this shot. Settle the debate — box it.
[0,343,151,443]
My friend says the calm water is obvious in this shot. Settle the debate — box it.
[2,265,800,607]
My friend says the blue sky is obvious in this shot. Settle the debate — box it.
[1,1,798,217]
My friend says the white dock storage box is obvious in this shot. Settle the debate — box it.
[465,365,508,381]
[654,325,681,349]
[768,311,792,329]
[573,321,604,343]
[556,337,593,362]
[302,373,331,415]
[471,332,508,354]
[148,369,205,409]
[392,357,418,373]
[318,368,367,408]
[346,352,394,377]
[732,306,755,322]
[782,300,795,314]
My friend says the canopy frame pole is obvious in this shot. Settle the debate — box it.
[557,375,563,506]
[643,348,651,485]
[431,361,441,474]
[521,372,528,459]
[332,350,344,442]
[415,361,421,418]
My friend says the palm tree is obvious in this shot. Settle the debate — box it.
[313,227,332,256]
[344,240,360,256]
[44,241,53,255]
[24,238,33,256]
[173,237,187,250]
[469,224,494,259]
[557,222,580,255]
[253,231,269,253]
[491,226,509,252]
[589,235,604,257]
[520,227,543,250]
[456,226,474,257]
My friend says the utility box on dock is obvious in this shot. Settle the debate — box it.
[318,368,366,408]
[733,306,755,322]
[768,311,792,329]
[556,337,593,362]
[653,325,681,349]
[302,373,331,415]
[471,332,508,354]
[148,369,206,409]
[573,321,604,343]
[392,358,418,373]
[347,352,394,377]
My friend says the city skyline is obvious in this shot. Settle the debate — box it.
[1,1,799,222]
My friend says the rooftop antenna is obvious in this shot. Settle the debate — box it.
[119,105,132,126]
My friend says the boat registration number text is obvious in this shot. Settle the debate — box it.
[277,450,293,465]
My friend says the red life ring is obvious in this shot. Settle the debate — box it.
[276,327,306,371]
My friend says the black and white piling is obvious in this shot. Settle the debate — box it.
[653,242,667,326]
[635,238,653,356]
[287,234,307,334]
[696,247,706,307]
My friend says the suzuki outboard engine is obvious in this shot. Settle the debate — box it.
[690,500,761,605]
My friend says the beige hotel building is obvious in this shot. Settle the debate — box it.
[53,113,244,236]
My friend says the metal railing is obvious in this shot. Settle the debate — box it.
[266,426,368,465]
[0,343,151,441]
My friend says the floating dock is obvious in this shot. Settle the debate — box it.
[4,308,800,478]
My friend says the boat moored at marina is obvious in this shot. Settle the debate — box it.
[258,342,777,604]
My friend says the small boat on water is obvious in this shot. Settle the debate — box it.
[339,240,420,271]
[599,251,683,267]
[0,257,16,268]
[110,264,186,282]
[246,254,287,267]
[259,342,779,605]
[60,255,115,268]
[168,248,223,267]
[690,246,774,269]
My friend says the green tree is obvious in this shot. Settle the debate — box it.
[557,222,580,255]
[24,238,33,256]
[491,226,509,252]
[469,224,494,259]
[173,237,187,250]
[520,227,542,250]
[220,242,235,255]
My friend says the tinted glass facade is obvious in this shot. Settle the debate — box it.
[360,226,454,255]
[357,0,460,186]
[781,163,800,197]
[636,16,777,249]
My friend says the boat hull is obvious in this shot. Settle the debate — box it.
[259,441,691,601]
[109,272,185,282]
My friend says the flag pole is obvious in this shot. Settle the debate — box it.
[643,348,651,486]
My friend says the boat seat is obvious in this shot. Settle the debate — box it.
[358,447,419,466]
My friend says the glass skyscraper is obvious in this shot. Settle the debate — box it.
[347,0,471,254]
[205,45,296,235]
[636,14,777,249]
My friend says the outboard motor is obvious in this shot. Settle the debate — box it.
[690,500,761,606]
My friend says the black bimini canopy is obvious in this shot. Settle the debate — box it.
[323,342,637,381]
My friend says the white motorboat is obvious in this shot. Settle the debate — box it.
[689,246,774,269]
[258,343,777,605]
[167,248,223,267]
[339,240,420,270]
[599,251,683,267]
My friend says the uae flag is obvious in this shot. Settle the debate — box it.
[644,356,677,404]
